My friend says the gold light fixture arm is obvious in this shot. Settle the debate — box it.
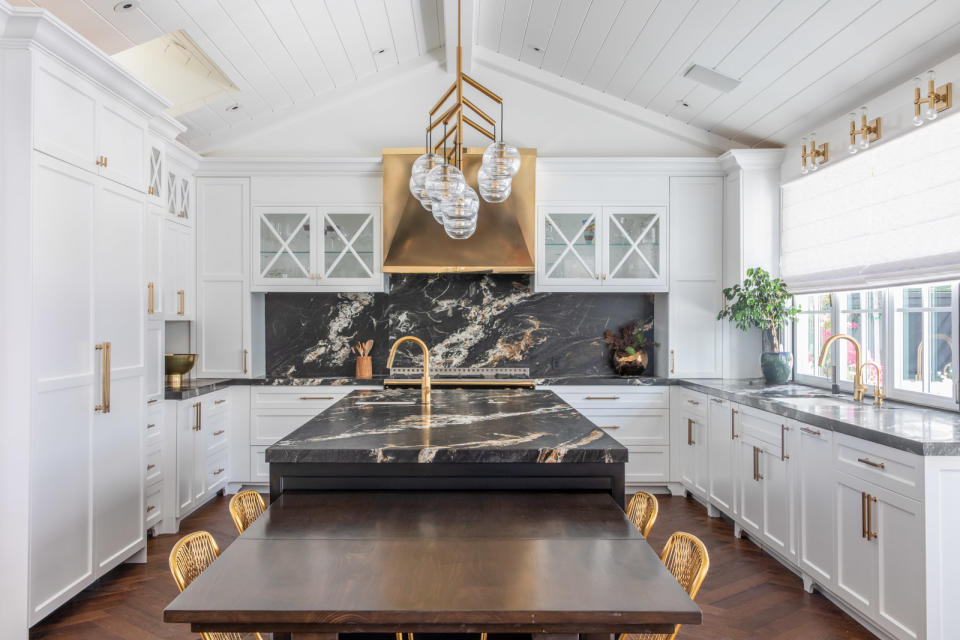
[462,73,503,103]
[914,78,953,117]
[463,97,496,126]
[801,138,829,171]
[429,82,458,116]
[849,113,881,147]
[464,116,496,140]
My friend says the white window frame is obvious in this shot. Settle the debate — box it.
[792,283,960,411]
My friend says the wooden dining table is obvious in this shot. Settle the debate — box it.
[163,491,702,640]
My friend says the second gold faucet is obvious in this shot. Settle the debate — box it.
[387,336,432,405]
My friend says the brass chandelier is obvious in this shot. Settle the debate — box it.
[408,0,520,240]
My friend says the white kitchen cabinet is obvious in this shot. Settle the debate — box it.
[145,205,163,318]
[146,137,165,205]
[33,55,145,193]
[835,471,923,640]
[252,205,383,291]
[29,153,146,624]
[174,391,230,519]
[197,178,256,378]
[536,205,668,292]
[675,390,709,498]
[664,176,723,378]
[167,161,194,224]
[163,219,194,320]
[737,433,764,539]
[707,397,738,516]
[797,423,835,591]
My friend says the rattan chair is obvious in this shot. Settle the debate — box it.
[619,531,710,640]
[168,531,263,640]
[229,490,266,534]
[625,491,659,537]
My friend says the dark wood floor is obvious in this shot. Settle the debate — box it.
[30,492,875,640]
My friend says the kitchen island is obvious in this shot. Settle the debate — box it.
[265,388,629,505]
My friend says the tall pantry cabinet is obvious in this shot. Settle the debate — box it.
[0,9,171,634]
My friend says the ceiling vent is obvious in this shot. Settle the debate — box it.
[112,30,238,116]
[683,64,740,93]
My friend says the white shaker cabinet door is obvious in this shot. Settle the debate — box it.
[835,472,877,619]
[97,98,146,192]
[33,57,98,173]
[707,399,737,515]
[874,486,922,640]
[29,155,97,624]
[797,424,835,589]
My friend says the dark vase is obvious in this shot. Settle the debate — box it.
[761,352,793,384]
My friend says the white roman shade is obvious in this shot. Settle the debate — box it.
[781,113,960,293]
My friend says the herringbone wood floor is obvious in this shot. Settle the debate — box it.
[30,493,876,640]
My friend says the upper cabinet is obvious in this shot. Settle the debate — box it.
[34,55,146,193]
[535,205,668,292]
[146,137,165,204]
[252,205,382,292]
[167,161,194,225]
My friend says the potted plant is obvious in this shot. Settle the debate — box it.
[717,267,801,384]
[604,319,656,376]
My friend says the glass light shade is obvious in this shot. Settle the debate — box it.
[431,197,446,224]
[420,196,434,212]
[913,114,925,127]
[481,141,521,177]
[858,108,870,149]
[410,152,441,198]
[425,164,466,202]
[477,167,511,203]
[445,220,477,239]
[440,188,479,225]
[848,143,858,155]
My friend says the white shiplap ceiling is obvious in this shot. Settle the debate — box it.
[12,0,960,151]
[9,0,445,147]
[477,0,960,147]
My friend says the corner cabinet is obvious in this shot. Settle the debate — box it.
[252,205,383,292]
[535,205,667,292]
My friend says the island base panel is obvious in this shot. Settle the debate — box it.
[269,462,626,508]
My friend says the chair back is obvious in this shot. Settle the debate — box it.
[625,491,659,537]
[619,531,710,640]
[230,490,266,534]
[169,531,263,640]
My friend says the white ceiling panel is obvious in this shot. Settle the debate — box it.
[251,0,335,95]
[383,0,423,60]
[560,0,624,84]
[538,0,591,76]
[517,0,561,67]
[496,0,533,60]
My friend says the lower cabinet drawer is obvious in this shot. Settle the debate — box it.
[834,433,922,499]
[145,402,163,449]
[145,447,162,485]
[251,409,320,446]
[145,482,162,526]
[545,386,670,410]
[205,449,229,494]
[579,409,669,445]
[250,446,269,483]
[205,421,229,452]
[625,445,669,484]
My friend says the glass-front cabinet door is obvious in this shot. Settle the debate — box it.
[603,206,667,290]
[537,206,602,287]
[147,140,163,203]
[254,206,316,287]
[320,206,380,288]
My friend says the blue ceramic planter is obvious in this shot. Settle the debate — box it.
[761,352,793,384]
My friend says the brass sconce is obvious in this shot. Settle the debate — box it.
[848,106,881,154]
[800,133,828,174]
[913,70,952,126]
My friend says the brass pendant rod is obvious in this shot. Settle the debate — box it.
[455,0,463,168]
[462,73,503,103]
[427,102,461,131]
[463,96,496,125]
[464,115,495,140]
[433,125,457,153]
[429,82,458,116]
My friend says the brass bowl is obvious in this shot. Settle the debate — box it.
[165,353,197,388]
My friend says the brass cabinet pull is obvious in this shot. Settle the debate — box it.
[212,467,225,476]
[598,425,620,429]
[243,348,248,374]
[147,398,159,405]
[585,395,619,400]
[867,495,878,541]
[687,418,694,446]
[781,424,790,461]
[193,402,201,431]
[857,457,886,470]
[687,399,700,406]
[711,397,724,404]
[146,505,156,513]
[214,398,227,405]
[753,447,758,481]
[861,492,868,538]
[146,423,156,429]
[670,350,676,373]
[213,429,225,436]
[177,290,185,315]
[754,446,764,481]
[800,426,821,436]
[94,342,111,413]
[146,463,156,471]
[300,395,335,400]
[103,156,108,168]
[147,282,155,314]
[95,156,102,167]
[731,408,739,440]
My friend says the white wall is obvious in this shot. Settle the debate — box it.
[781,50,960,184]
[203,61,720,158]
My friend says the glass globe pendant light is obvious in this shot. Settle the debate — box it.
[410,153,441,202]
[481,140,521,178]
[477,166,511,203]
[441,187,479,239]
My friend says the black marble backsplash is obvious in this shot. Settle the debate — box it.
[265,275,654,378]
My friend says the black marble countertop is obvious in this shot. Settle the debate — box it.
[164,378,241,400]
[680,379,960,456]
[536,375,670,386]
[266,388,627,464]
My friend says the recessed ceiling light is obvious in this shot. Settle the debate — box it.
[373,48,387,55]
[676,99,690,108]
[683,64,740,93]
[532,46,542,52]
[225,103,240,112]
[113,0,139,12]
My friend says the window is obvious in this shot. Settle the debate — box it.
[893,282,956,400]
[795,294,832,381]
[793,282,959,410]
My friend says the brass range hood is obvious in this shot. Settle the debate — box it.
[382,147,536,274]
